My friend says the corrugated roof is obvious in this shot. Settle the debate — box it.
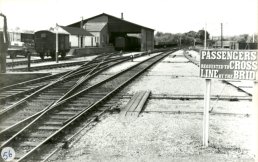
[85,23,107,32]
[103,13,154,31]
[59,26,93,36]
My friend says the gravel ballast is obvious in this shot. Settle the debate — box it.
[54,112,255,161]
[51,50,256,162]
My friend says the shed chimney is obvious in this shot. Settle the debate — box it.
[121,12,123,20]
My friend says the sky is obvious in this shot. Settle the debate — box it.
[0,0,257,36]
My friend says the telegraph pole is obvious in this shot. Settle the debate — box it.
[80,17,83,48]
[56,23,59,63]
[221,23,223,48]
[0,13,9,73]
[204,23,207,48]
[179,36,181,49]
[203,22,210,147]
[81,16,83,28]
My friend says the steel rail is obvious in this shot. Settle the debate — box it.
[6,52,117,71]
[0,50,174,161]
[6,55,89,67]
[0,56,131,140]
[0,50,158,142]
[41,103,113,162]
[0,55,128,116]
[1,52,110,93]
[7,51,145,92]
[0,71,67,92]
[53,53,111,103]
[26,51,172,161]
[8,60,88,71]
[0,55,107,101]
[0,50,167,110]
[0,53,137,117]
[6,51,124,67]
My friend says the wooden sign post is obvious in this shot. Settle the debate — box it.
[203,25,210,147]
[200,50,258,147]
[203,78,211,146]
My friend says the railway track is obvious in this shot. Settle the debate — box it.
[6,54,103,68]
[6,50,165,72]
[8,60,89,71]
[0,53,127,105]
[0,50,156,145]
[7,54,109,72]
[0,53,132,138]
[0,50,164,105]
[0,72,67,105]
[6,52,131,72]
[0,50,174,162]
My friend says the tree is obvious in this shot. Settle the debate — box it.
[154,32,178,44]
[241,34,249,42]
[231,34,249,43]
[155,29,213,47]
[186,31,197,38]
[155,31,163,37]
[197,30,210,41]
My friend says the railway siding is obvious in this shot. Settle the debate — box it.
[0,51,173,161]
[0,54,132,140]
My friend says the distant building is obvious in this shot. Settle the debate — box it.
[213,40,238,49]
[50,26,93,48]
[58,26,93,48]
[212,36,231,41]
[68,13,154,51]
[7,29,34,43]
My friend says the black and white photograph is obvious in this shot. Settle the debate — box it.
[0,0,257,161]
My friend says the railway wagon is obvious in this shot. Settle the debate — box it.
[20,33,34,43]
[21,33,35,49]
[34,30,70,60]
[114,36,140,51]
[238,42,257,49]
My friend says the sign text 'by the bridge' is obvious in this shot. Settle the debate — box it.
[200,50,258,80]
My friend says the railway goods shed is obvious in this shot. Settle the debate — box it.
[68,13,154,51]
